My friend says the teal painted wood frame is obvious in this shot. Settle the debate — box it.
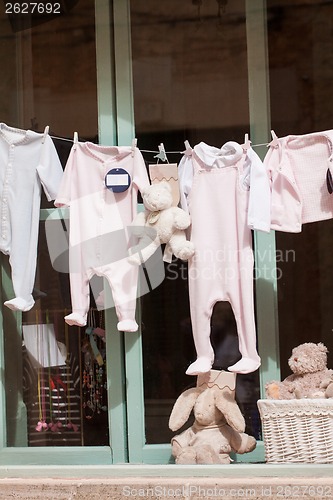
[0,259,8,450]
[246,0,280,393]
[112,0,145,464]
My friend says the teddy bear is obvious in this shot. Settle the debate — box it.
[128,181,195,265]
[168,370,256,464]
[265,342,333,400]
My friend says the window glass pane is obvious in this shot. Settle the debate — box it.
[0,0,98,138]
[4,221,109,447]
[130,0,261,444]
[267,0,333,376]
[0,0,98,206]
[0,1,109,447]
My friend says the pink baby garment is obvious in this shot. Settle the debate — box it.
[55,142,150,331]
[179,141,269,376]
[265,130,333,232]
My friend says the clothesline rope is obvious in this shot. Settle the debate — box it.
[49,135,270,152]
[50,135,74,143]
[3,123,272,151]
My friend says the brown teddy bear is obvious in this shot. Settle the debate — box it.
[168,370,256,464]
[265,342,333,400]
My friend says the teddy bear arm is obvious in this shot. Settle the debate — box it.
[265,381,282,399]
[325,382,333,398]
[320,375,333,389]
[265,380,296,399]
[168,232,195,261]
[172,208,191,230]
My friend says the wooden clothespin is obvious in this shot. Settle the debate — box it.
[131,138,137,157]
[268,130,279,148]
[154,143,168,162]
[183,140,192,157]
[241,133,251,151]
[73,131,79,150]
[42,125,49,144]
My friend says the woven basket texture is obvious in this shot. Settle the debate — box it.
[257,399,333,463]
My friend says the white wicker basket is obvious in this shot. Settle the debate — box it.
[257,399,333,463]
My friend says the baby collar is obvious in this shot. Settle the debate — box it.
[193,141,244,167]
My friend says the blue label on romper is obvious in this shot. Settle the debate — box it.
[105,168,131,192]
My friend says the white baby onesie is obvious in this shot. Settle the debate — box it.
[0,123,63,311]
[55,142,150,331]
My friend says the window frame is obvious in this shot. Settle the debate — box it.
[1,0,330,477]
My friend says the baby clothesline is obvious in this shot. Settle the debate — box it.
[139,143,269,153]
[2,122,274,154]
[48,133,270,154]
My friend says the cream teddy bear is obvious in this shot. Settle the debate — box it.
[128,181,195,265]
[265,342,333,400]
[168,370,256,464]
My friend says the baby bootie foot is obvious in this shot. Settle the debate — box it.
[185,357,213,376]
[65,312,87,327]
[4,297,35,312]
[228,357,261,374]
[117,319,138,332]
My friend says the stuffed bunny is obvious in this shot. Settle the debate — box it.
[168,370,256,464]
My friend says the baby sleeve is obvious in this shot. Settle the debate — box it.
[37,134,64,201]
[132,148,150,193]
[178,153,194,214]
[54,145,76,208]
[247,147,271,233]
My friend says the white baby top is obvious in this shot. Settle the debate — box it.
[178,141,271,233]
[0,122,64,311]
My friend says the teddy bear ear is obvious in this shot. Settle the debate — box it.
[317,343,328,353]
[141,185,150,196]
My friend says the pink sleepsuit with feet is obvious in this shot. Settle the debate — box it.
[179,141,270,375]
[55,142,150,331]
